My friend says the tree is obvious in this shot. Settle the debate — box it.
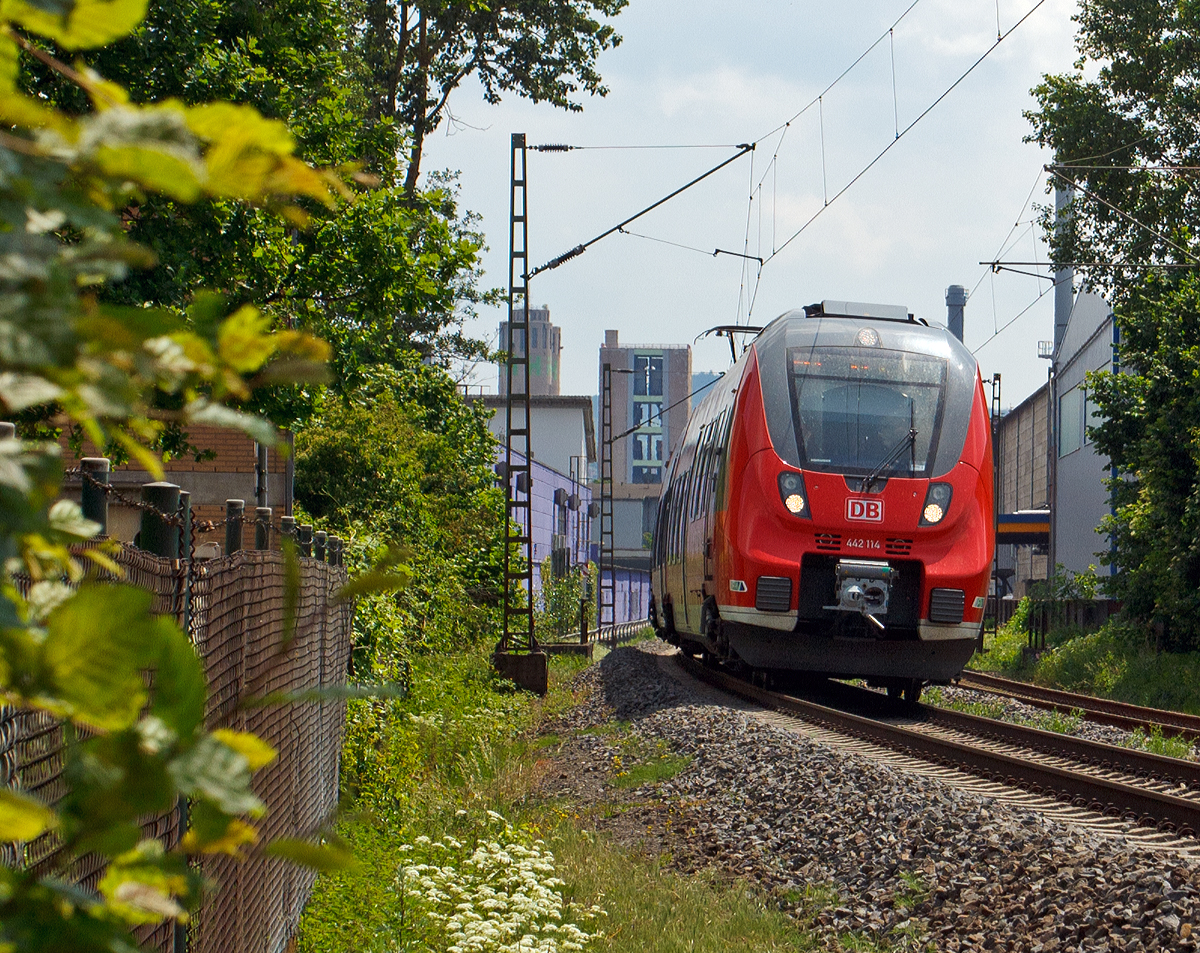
[21,0,499,426]
[1026,0,1200,646]
[294,358,504,668]
[356,0,628,196]
[1025,0,1200,295]
[0,1,346,946]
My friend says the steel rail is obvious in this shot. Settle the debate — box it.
[676,654,1200,836]
[958,670,1200,741]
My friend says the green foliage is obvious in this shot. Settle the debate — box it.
[537,559,594,641]
[610,752,691,789]
[301,648,833,953]
[1123,724,1195,760]
[1027,565,1104,602]
[973,617,1200,716]
[1028,620,1200,714]
[1027,707,1085,736]
[338,650,531,820]
[1084,277,1200,648]
[1025,0,1200,300]
[293,364,504,673]
[969,600,1035,672]
[1026,5,1200,649]
[22,0,500,427]
[0,2,348,947]
[298,648,548,952]
[356,0,629,195]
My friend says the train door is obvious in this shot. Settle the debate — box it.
[662,467,686,632]
[683,421,715,633]
[701,409,729,587]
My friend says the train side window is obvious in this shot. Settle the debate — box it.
[701,420,719,513]
[712,408,734,511]
[669,475,683,559]
[676,472,689,554]
[687,437,702,521]
[691,435,708,520]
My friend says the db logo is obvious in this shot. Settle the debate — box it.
[846,498,883,522]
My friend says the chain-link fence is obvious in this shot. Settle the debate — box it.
[1,543,352,953]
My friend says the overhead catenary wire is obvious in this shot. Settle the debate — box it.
[754,0,927,143]
[531,143,745,151]
[610,373,726,443]
[759,0,1051,275]
[527,143,755,278]
[971,280,1059,354]
[1048,167,1200,264]
[615,227,764,263]
[520,0,1053,343]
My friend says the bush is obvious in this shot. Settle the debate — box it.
[536,560,594,642]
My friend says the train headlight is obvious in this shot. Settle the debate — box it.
[777,471,811,519]
[919,483,953,526]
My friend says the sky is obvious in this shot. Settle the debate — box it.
[422,0,1081,409]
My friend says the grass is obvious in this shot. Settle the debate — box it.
[299,644,900,953]
[549,822,825,952]
[1122,724,1196,760]
[923,686,1085,737]
[610,753,692,789]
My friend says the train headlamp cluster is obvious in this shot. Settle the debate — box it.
[777,471,811,519]
[920,482,953,525]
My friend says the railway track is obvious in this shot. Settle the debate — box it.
[957,669,1200,742]
[676,653,1200,838]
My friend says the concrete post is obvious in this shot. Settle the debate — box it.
[254,507,271,550]
[80,457,110,534]
[178,490,192,560]
[280,516,296,543]
[298,524,313,557]
[314,530,327,562]
[0,423,14,439]
[255,442,269,508]
[139,482,180,558]
[225,500,244,555]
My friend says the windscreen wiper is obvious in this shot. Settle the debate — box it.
[858,428,918,493]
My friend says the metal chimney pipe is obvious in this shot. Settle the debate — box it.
[1054,185,1074,351]
[945,285,967,342]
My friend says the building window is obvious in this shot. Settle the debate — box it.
[1084,380,1105,444]
[1059,385,1084,457]
[634,402,662,427]
[633,433,663,462]
[632,466,662,484]
[634,354,664,396]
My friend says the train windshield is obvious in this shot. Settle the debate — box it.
[787,347,947,477]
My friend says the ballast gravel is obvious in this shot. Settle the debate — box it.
[545,643,1200,952]
[932,684,1194,754]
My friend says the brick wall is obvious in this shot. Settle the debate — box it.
[49,423,293,553]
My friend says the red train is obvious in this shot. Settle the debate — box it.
[650,301,994,702]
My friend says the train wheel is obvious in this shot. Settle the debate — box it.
[902,680,923,704]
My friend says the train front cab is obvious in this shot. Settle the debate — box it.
[691,310,994,684]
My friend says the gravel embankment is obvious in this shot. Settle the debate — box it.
[549,644,1200,952]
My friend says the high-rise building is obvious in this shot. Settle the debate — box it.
[498,305,561,396]
[594,330,692,573]
[598,330,691,487]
